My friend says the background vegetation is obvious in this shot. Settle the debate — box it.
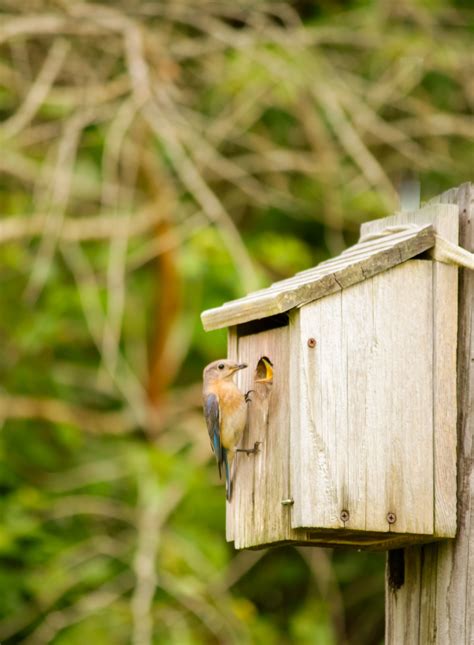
[0,1,472,643]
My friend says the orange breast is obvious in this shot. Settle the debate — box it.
[207,381,247,448]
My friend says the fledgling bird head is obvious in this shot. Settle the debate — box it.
[255,356,273,384]
[203,359,247,385]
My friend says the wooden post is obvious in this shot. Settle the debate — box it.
[385,183,473,644]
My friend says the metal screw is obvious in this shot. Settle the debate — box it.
[387,512,397,524]
[281,498,294,506]
[307,337,317,348]
[340,509,350,522]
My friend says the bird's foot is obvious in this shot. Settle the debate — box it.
[244,390,254,403]
[237,441,261,455]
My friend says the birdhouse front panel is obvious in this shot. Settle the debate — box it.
[290,260,435,538]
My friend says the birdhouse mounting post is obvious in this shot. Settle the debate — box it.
[384,182,474,644]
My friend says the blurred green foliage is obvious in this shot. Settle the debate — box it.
[0,0,472,643]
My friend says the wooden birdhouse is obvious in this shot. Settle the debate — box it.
[201,203,465,550]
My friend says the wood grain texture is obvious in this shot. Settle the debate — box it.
[226,326,238,543]
[222,200,459,553]
[226,320,427,550]
[291,261,435,537]
[226,325,306,549]
[360,202,458,241]
[364,203,459,537]
[430,235,474,269]
[201,225,435,331]
[385,184,473,644]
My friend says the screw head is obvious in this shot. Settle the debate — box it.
[387,512,397,524]
[340,509,350,522]
[307,338,317,348]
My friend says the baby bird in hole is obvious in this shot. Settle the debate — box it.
[202,359,260,501]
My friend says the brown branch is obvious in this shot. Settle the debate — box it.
[146,217,181,411]
[140,157,182,416]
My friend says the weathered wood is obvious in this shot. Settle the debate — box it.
[226,326,238,543]
[363,202,459,537]
[226,325,306,548]
[290,261,435,537]
[220,199,459,552]
[228,310,439,550]
[385,184,473,644]
[429,234,474,269]
[229,319,414,550]
[201,225,435,331]
[360,202,457,240]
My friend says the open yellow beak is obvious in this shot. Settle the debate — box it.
[255,357,273,383]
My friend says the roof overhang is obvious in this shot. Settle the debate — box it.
[201,223,435,332]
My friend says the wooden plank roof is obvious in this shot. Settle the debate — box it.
[201,223,435,331]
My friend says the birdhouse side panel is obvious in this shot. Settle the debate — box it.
[226,325,299,549]
[290,260,435,537]
[432,261,457,537]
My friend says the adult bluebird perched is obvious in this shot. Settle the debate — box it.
[202,359,259,501]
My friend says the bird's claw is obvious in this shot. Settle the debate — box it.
[237,441,261,456]
[244,390,254,403]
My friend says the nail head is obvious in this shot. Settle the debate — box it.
[307,338,317,348]
[340,509,350,522]
[387,512,397,524]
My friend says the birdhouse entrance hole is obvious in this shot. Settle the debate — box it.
[255,356,273,384]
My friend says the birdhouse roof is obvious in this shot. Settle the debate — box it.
[201,223,435,331]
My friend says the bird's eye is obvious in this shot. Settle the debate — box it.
[218,363,225,370]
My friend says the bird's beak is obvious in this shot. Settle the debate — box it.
[255,357,273,383]
[232,363,247,373]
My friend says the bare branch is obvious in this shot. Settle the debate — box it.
[100,98,140,375]
[1,38,70,140]
[60,240,149,427]
[25,108,97,302]
[23,571,134,645]
[0,393,134,434]
[0,14,104,44]
[131,480,184,645]
[0,203,168,243]
[48,494,136,524]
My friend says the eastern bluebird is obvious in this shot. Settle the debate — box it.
[202,359,259,500]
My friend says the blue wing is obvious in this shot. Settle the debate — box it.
[203,393,223,479]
